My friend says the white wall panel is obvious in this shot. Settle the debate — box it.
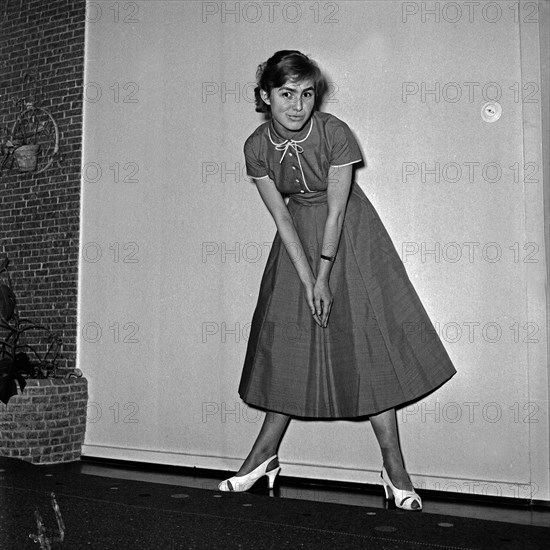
[79,1,549,501]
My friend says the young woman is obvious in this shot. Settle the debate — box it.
[218,50,457,511]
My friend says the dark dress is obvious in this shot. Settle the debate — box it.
[238,111,456,418]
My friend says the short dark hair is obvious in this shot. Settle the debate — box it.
[254,50,326,113]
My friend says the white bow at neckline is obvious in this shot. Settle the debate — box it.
[274,140,304,164]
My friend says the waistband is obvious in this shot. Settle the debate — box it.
[288,181,363,206]
[288,190,328,205]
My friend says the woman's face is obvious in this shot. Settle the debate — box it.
[261,79,315,138]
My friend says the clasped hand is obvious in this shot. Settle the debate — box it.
[306,279,333,328]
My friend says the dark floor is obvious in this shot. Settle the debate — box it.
[71,457,549,528]
[2,456,549,550]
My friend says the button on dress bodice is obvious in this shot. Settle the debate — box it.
[269,123,314,194]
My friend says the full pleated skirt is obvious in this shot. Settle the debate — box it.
[238,182,457,418]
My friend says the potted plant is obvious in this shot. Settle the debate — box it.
[0,256,88,464]
[0,99,44,173]
[2,73,46,173]
[0,107,41,173]
[11,99,43,172]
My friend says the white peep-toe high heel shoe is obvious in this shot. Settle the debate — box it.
[380,466,422,511]
[218,455,280,492]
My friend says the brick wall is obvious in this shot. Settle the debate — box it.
[0,378,88,464]
[0,0,86,372]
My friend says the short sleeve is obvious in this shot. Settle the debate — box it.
[244,132,269,179]
[326,116,363,168]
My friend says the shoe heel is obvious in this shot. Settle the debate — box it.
[266,467,280,489]
[380,476,391,500]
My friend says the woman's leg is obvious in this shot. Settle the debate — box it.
[369,407,415,491]
[235,411,291,476]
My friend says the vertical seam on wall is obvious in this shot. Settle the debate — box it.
[517,0,531,500]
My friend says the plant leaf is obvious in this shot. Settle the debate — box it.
[0,360,18,405]
[0,284,16,320]
[0,357,27,404]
